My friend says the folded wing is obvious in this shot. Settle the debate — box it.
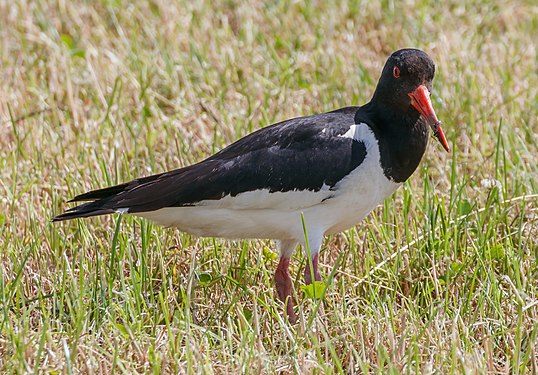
[53,107,367,221]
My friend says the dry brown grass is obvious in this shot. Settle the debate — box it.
[1,0,537,373]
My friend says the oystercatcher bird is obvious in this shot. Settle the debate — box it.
[54,48,449,322]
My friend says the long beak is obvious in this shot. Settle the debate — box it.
[409,85,450,152]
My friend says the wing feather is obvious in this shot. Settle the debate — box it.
[53,107,367,220]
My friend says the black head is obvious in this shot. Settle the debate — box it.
[373,49,434,106]
[371,49,449,152]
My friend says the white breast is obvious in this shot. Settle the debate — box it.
[137,123,401,241]
[303,123,401,235]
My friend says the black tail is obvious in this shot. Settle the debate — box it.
[52,171,169,222]
[68,183,129,202]
[52,202,117,221]
[52,183,131,222]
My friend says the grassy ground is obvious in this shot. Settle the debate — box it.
[1,0,537,373]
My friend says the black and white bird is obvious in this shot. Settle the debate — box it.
[54,48,449,322]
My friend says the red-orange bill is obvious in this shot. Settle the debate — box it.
[409,85,450,152]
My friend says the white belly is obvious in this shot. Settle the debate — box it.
[136,124,401,241]
[137,124,401,241]
[137,175,398,241]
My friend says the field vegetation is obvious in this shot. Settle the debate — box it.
[0,0,537,373]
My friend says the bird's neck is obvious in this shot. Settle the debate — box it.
[356,101,430,183]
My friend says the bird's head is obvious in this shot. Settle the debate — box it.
[373,48,450,152]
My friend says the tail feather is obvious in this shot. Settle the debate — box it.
[69,183,129,202]
[54,169,175,222]
[52,201,118,222]
[54,181,137,221]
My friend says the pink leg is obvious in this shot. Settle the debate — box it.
[304,253,322,285]
[274,256,297,323]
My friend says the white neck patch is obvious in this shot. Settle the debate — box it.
[339,123,375,142]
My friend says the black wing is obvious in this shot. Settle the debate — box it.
[53,107,367,221]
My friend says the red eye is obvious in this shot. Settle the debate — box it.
[393,66,400,78]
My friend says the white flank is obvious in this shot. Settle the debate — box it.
[137,123,401,246]
[192,185,333,210]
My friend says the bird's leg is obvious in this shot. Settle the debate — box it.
[274,240,298,322]
[274,256,296,322]
[303,235,323,285]
[304,253,322,285]
[302,235,325,317]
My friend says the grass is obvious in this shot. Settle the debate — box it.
[1,0,537,373]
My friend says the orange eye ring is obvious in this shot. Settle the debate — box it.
[393,66,400,78]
